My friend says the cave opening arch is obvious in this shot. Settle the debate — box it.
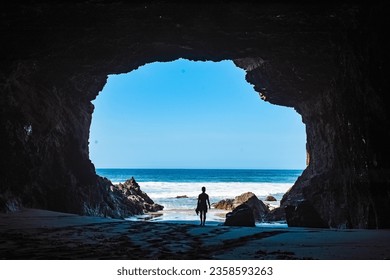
[88,58,307,219]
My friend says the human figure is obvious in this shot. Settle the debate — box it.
[197,186,210,226]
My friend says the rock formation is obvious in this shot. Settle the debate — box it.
[224,204,256,227]
[77,176,162,218]
[265,195,277,202]
[213,199,235,210]
[217,192,270,223]
[235,192,270,222]
[1,2,389,228]
[116,177,163,213]
[265,207,286,223]
[213,192,269,217]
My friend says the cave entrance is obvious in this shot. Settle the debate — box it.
[89,58,306,223]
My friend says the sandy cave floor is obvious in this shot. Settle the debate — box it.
[1,208,390,260]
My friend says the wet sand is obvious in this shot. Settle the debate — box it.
[126,208,229,225]
[1,208,389,260]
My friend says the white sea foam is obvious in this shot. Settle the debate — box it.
[131,181,292,210]
[139,181,291,198]
[108,169,299,222]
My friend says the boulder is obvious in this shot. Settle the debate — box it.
[224,204,255,227]
[213,192,269,221]
[215,192,271,220]
[218,192,270,226]
[264,207,286,222]
[213,199,234,210]
[234,192,270,222]
[265,195,277,202]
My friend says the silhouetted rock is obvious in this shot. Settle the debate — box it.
[234,192,270,222]
[265,195,277,202]
[217,192,270,224]
[285,202,327,228]
[176,195,188,199]
[219,192,269,226]
[265,207,286,222]
[117,177,164,213]
[81,176,163,218]
[224,204,255,227]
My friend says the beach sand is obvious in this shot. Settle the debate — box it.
[1,208,389,260]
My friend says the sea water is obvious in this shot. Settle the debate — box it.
[96,168,302,224]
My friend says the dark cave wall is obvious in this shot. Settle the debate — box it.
[281,6,390,228]
[0,59,101,212]
[1,2,389,228]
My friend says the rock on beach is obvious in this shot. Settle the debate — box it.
[116,177,164,213]
[219,192,271,226]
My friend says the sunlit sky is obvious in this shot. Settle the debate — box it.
[89,59,306,169]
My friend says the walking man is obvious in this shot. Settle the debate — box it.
[197,186,211,226]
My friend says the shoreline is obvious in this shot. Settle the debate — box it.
[125,208,229,225]
[1,208,390,260]
[126,208,288,228]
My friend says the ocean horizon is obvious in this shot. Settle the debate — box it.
[95,168,303,225]
[96,168,303,182]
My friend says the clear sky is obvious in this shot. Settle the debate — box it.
[89,59,306,169]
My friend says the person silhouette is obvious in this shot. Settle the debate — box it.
[197,186,211,226]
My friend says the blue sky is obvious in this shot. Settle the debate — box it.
[89,59,306,169]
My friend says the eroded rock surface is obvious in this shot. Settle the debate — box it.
[116,177,164,213]
[76,177,162,218]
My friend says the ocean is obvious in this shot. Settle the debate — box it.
[96,168,302,224]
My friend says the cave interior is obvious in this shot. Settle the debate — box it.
[1,1,389,229]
